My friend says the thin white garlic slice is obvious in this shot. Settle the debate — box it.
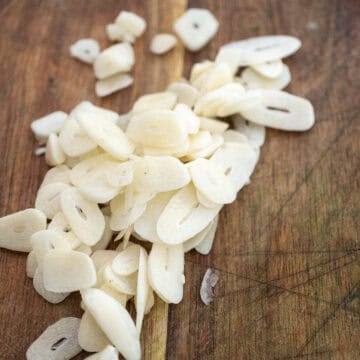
[135,247,149,333]
[132,92,177,114]
[31,111,68,144]
[112,244,141,276]
[78,310,111,353]
[232,115,266,148]
[92,216,113,252]
[43,249,97,292]
[40,165,71,188]
[70,38,100,64]
[81,288,141,360]
[195,215,218,254]
[251,59,284,79]
[188,130,212,152]
[157,184,221,244]
[199,117,229,134]
[150,33,177,54]
[200,268,219,305]
[94,43,135,80]
[216,35,301,72]
[148,243,184,304]
[174,103,200,134]
[76,107,134,160]
[103,265,137,295]
[238,64,291,90]
[35,182,70,219]
[188,158,236,204]
[26,251,38,278]
[115,11,146,37]
[185,134,223,160]
[26,318,81,360]
[211,141,258,192]
[99,284,128,307]
[91,250,118,271]
[174,8,219,51]
[167,82,200,107]
[106,23,136,43]
[33,268,70,304]
[183,218,215,252]
[0,208,46,252]
[96,73,133,97]
[239,90,315,131]
[45,133,66,166]
[60,188,105,246]
[127,109,187,148]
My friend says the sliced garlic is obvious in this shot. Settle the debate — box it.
[33,267,70,304]
[174,103,200,134]
[183,219,215,252]
[196,189,219,209]
[222,129,249,144]
[26,251,38,278]
[195,215,218,254]
[115,11,146,37]
[127,109,187,148]
[188,158,236,204]
[40,165,71,188]
[190,61,214,83]
[251,59,284,79]
[199,117,229,134]
[133,156,190,195]
[60,187,105,246]
[43,249,97,292]
[0,208,46,252]
[84,345,118,360]
[188,130,212,152]
[211,141,258,192]
[81,288,141,360]
[200,268,219,305]
[157,184,221,244]
[150,33,177,54]
[174,8,219,51]
[148,243,184,303]
[94,43,134,80]
[131,92,177,114]
[45,133,66,166]
[35,182,70,219]
[112,244,141,276]
[92,216,113,251]
[76,107,134,160]
[70,38,100,64]
[34,147,46,156]
[239,64,291,90]
[134,191,174,243]
[26,317,81,360]
[135,247,149,333]
[99,284,128,307]
[78,311,110,353]
[70,154,132,203]
[106,23,135,43]
[167,81,200,107]
[96,73,133,97]
[91,250,118,271]
[232,115,266,148]
[31,111,68,144]
[75,243,93,256]
[239,90,315,131]
[103,265,137,295]
[216,35,301,72]
[185,134,223,160]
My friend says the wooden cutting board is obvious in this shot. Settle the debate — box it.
[0,0,359,359]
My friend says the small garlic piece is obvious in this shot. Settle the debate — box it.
[70,38,100,64]
[150,33,177,55]
[96,73,133,97]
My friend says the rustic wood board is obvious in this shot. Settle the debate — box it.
[0,0,359,359]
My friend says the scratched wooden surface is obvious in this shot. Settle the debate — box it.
[0,0,359,359]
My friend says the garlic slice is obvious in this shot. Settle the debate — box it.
[188,158,236,204]
[239,90,315,131]
[112,244,141,276]
[167,82,200,107]
[157,184,221,244]
[92,216,113,251]
[103,265,137,295]
[200,268,219,305]
[0,208,46,252]
[26,317,81,360]
[132,92,177,114]
[60,187,105,246]
[148,243,184,303]
[31,111,68,144]
[185,134,223,160]
[78,311,110,353]
[251,59,284,79]
[127,109,187,148]
[26,251,38,278]
[195,215,218,254]
[91,250,118,271]
[222,129,249,144]
[199,117,229,134]
[115,11,146,37]
[150,33,177,54]
[94,43,135,80]
[45,133,66,166]
[216,35,301,72]
[96,73,133,97]
[43,249,97,292]
[35,182,70,219]
[70,38,100,64]
[174,103,200,134]
[81,288,141,360]
[174,8,219,51]
[232,115,266,148]
[40,165,71,188]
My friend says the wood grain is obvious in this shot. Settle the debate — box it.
[0,0,359,359]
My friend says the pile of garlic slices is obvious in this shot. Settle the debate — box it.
[0,35,315,360]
